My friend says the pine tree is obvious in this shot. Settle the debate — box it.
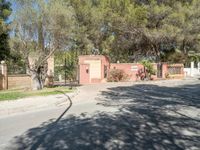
[0,0,12,61]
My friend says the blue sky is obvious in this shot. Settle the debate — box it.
[8,0,16,23]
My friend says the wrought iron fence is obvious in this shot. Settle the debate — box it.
[167,65,183,75]
[7,65,26,75]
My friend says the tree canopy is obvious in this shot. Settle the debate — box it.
[67,0,200,63]
[0,0,12,61]
[10,0,76,89]
[8,0,200,89]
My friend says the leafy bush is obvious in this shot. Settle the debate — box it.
[165,73,170,78]
[140,60,156,80]
[107,69,129,82]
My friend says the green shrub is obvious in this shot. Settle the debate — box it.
[140,60,156,79]
[107,69,129,82]
[165,73,170,78]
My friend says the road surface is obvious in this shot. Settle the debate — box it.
[0,78,200,150]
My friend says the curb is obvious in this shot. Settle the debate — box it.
[0,88,80,118]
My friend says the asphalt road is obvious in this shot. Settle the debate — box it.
[0,78,200,150]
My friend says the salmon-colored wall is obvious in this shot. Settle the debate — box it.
[78,55,110,84]
[162,64,168,78]
[79,64,90,84]
[110,63,144,81]
[8,75,32,89]
[166,64,184,79]
[78,55,184,84]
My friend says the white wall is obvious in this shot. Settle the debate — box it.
[184,62,200,76]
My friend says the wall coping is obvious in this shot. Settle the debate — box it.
[79,63,90,65]
[111,63,141,65]
[79,55,106,58]
[79,55,110,61]
[167,64,184,67]
[8,74,30,77]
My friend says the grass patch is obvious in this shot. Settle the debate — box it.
[0,86,73,101]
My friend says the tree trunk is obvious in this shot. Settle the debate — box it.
[30,71,43,90]
[26,59,49,90]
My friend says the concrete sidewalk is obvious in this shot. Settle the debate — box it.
[0,90,78,118]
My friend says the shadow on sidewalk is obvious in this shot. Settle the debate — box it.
[7,83,200,150]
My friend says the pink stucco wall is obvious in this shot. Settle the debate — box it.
[162,63,168,78]
[110,63,144,81]
[79,64,90,84]
[78,55,110,84]
[78,55,184,84]
[165,64,184,79]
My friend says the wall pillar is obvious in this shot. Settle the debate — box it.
[162,63,168,78]
[1,61,8,90]
[198,62,200,73]
[190,62,194,77]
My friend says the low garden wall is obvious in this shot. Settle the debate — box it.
[110,63,144,81]
[166,64,184,79]
[0,75,3,90]
[109,63,184,81]
[8,74,32,89]
[78,55,185,84]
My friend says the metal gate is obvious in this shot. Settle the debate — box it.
[157,63,163,78]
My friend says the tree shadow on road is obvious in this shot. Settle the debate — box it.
[7,83,200,150]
